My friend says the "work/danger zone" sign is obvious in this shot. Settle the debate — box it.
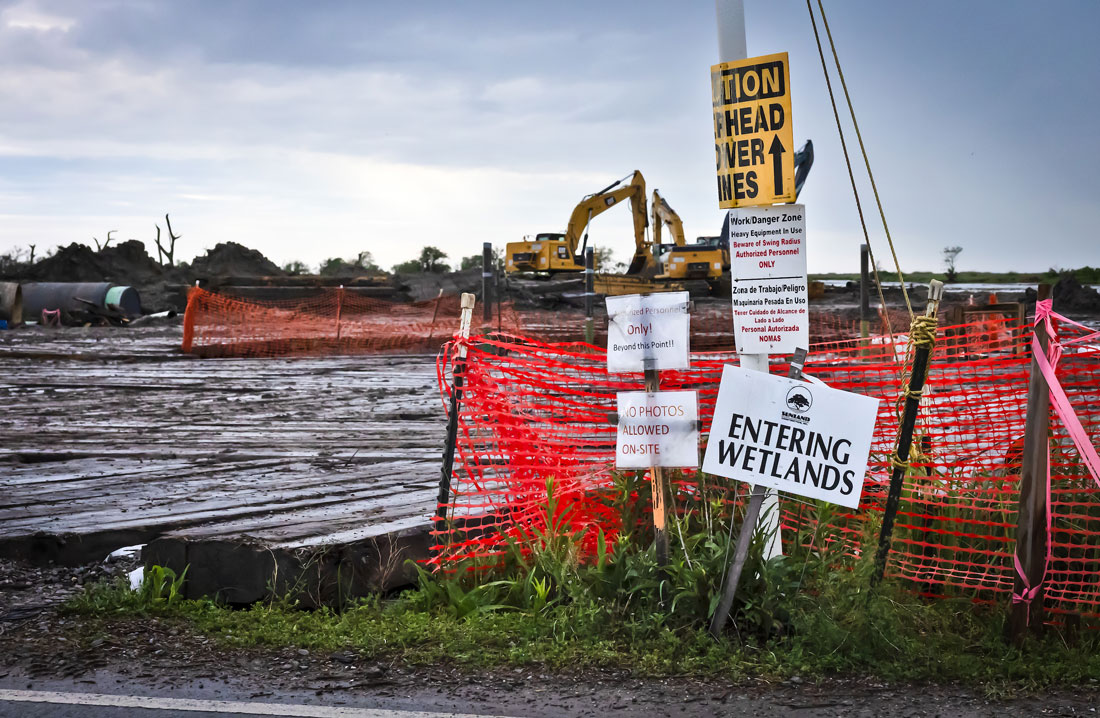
[711,51,795,208]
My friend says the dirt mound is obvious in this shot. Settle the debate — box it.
[23,241,169,285]
[97,240,165,283]
[1052,275,1100,312]
[26,243,111,282]
[189,242,284,278]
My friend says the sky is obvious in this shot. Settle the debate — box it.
[0,0,1097,275]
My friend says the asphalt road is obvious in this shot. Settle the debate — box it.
[0,688,506,718]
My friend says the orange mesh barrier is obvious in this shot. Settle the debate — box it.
[181,286,524,357]
[433,314,1100,618]
[182,285,961,358]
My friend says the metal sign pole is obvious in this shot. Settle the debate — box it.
[716,0,783,563]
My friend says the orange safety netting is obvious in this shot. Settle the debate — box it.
[181,286,524,357]
[181,286,909,357]
[433,314,1100,618]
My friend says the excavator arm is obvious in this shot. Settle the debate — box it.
[564,170,651,273]
[651,189,687,247]
[505,169,653,275]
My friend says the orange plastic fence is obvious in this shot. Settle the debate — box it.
[181,286,524,357]
[433,315,1100,618]
[181,286,907,357]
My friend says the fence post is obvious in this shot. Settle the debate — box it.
[335,285,344,341]
[872,280,944,585]
[643,366,669,566]
[584,247,595,344]
[181,280,201,354]
[860,244,871,356]
[482,242,493,326]
[435,293,477,545]
[1008,283,1052,641]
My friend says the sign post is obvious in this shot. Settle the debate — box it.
[607,291,694,566]
[712,2,788,562]
[704,350,880,635]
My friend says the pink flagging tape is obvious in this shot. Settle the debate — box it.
[1012,299,1100,618]
[1034,300,1100,488]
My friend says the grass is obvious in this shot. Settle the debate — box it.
[63,476,1100,692]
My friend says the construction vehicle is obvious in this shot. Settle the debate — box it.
[652,189,725,280]
[505,170,654,276]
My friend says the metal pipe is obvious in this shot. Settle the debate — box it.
[22,282,142,318]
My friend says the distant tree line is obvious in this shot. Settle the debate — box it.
[287,246,505,276]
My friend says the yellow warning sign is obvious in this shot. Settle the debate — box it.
[711,52,795,208]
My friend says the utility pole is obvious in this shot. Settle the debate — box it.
[715,0,782,561]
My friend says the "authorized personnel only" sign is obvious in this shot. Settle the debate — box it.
[606,291,690,373]
[729,204,808,354]
[616,390,699,469]
[711,51,795,208]
[701,366,878,509]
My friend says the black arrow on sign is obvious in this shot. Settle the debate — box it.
[768,135,786,196]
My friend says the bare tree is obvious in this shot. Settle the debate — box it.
[942,245,963,283]
[92,230,117,251]
[27,244,36,264]
[154,213,181,266]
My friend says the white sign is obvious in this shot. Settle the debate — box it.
[701,365,879,509]
[606,291,690,373]
[616,390,699,469]
[728,205,808,354]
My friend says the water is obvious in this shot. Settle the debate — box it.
[820,280,1100,295]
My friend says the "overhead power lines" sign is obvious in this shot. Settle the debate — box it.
[711,51,795,208]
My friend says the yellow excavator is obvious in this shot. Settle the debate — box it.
[652,189,725,280]
[505,170,655,276]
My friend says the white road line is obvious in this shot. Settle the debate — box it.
[0,689,513,718]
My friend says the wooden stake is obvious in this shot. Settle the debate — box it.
[1008,283,1052,641]
[872,280,944,585]
[335,285,344,341]
[709,347,807,638]
[435,293,476,543]
[482,242,493,325]
[425,288,445,344]
[859,244,871,357]
[645,365,669,566]
[584,247,595,345]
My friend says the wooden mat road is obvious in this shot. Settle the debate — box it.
[0,325,445,603]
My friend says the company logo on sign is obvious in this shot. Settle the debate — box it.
[785,386,812,412]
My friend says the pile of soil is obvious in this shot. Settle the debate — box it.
[97,240,167,283]
[22,243,120,283]
[1052,275,1100,312]
[18,240,183,285]
[5,240,294,313]
[189,242,285,278]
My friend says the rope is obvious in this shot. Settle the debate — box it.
[816,0,913,320]
[890,313,939,473]
[804,0,898,344]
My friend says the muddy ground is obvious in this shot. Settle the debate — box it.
[2,288,1099,715]
[0,559,1098,717]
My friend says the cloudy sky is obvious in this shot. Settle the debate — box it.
[0,1,1097,274]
